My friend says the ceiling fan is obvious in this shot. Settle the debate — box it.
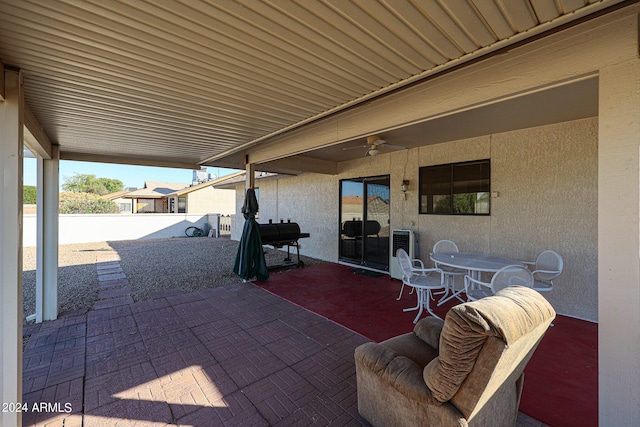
[343,135,405,157]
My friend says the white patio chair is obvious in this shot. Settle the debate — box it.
[464,264,534,301]
[523,250,564,292]
[396,248,445,322]
[396,251,427,300]
[431,239,467,305]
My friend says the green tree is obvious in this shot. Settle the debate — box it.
[98,177,125,194]
[59,192,120,214]
[62,173,124,195]
[453,193,476,214]
[23,185,37,204]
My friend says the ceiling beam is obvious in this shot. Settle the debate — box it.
[23,103,53,159]
[260,156,337,175]
[60,152,200,170]
[245,120,339,165]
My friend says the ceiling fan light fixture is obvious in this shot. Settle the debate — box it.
[369,148,379,156]
[367,135,385,146]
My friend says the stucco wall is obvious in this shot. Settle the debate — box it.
[187,186,235,215]
[232,175,339,262]
[233,117,597,320]
[23,213,215,246]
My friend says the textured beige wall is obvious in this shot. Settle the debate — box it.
[234,118,597,320]
[186,186,235,215]
[272,175,338,261]
[235,174,339,262]
[412,119,598,320]
[598,59,640,425]
[490,119,598,320]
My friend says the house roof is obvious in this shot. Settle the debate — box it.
[213,172,280,190]
[168,171,245,196]
[2,0,624,174]
[101,190,134,200]
[124,182,190,199]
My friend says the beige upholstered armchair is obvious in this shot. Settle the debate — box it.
[354,286,555,427]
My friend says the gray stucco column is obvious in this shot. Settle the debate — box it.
[36,146,59,322]
[1,69,24,427]
[598,58,640,425]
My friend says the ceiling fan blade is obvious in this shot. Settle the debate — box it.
[383,144,405,151]
[342,144,368,151]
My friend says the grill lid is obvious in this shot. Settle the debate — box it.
[259,221,301,244]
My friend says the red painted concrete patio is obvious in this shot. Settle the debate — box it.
[19,261,585,426]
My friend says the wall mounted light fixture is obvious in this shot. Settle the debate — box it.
[401,180,409,192]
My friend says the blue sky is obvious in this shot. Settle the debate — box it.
[23,157,240,190]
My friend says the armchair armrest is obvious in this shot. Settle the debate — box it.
[414,317,444,350]
[412,258,425,269]
[355,342,432,401]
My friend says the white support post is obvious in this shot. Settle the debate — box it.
[245,162,255,190]
[1,69,24,427]
[36,146,59,322]
[598,58,640,426]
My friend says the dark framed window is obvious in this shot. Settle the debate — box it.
[419,160,490,215]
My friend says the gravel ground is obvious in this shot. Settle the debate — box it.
[22,236,325,323]
[22,241,111,323]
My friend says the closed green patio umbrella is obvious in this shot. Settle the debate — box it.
[233,188,269,281]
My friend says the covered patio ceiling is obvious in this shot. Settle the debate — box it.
[0,0,621,173]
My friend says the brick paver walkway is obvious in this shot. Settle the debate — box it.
[21,280,370,426]
[95,251,134,310]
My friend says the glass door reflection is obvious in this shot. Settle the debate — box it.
[339,176,390,271]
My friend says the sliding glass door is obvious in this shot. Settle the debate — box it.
[339,175,390,271]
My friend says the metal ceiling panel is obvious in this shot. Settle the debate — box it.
[0,0,624,169]
[531,0,562,23]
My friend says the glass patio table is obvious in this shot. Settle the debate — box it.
[430,252,526,280]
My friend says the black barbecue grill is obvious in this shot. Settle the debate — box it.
[259,220,310,269]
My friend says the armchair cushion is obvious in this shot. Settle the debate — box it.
[354,342,433,401]
[380,333,438,368]
[423,286,555,403]
[375,315,443,370]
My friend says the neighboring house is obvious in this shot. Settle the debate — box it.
[214,171,280,223]
[214,171,278,189]
[123,182,191,213]
[113,174,241,214]
[101,189,135,214]
[165,172,241,215]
